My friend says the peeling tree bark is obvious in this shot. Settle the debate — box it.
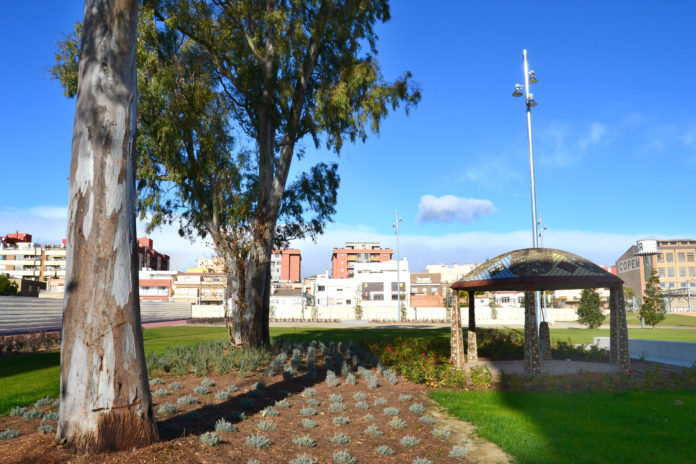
[58,0,158,453]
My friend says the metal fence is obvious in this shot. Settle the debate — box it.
[0,296,191,335]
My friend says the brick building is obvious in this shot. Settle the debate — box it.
[137,237,170,271]
[271,249,302,283]
[410,272,445,307]
[331,242,393,278]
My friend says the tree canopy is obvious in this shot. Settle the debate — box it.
[576,288,603,330]
[641,270,666,328]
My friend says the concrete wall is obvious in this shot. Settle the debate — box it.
[594,336,696,367]
[0,296,191,334]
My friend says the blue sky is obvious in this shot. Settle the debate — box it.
[1,1,695,275]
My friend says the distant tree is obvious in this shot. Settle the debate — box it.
[0,275,18,296]
[488,293,498,320]
[623,287,636,309]
[353,287,363,320]
[577,288,603,329]
[640,270,666,328]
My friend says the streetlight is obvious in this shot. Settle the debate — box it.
[393,210,403,322]
[512,49,542,328]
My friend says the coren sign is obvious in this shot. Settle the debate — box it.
[617,257,641,273]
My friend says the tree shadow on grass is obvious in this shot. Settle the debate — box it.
[0,351,59,379]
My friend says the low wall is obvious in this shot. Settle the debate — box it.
[593,337,696,367]
[0,296,191,334]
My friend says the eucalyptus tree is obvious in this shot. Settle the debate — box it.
[150,0,421,345]
[58,0,158,453]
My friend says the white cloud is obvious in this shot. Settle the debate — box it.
[27,206,68,219]
[416,194,495,224]
[537,121,609,167]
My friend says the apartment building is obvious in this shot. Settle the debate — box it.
[410,272,445,308]
[136,237,170,271]
[0,233,66,281]
[331,242,393,278]
[616,239,696,298]
[425,263,477,284]
[139,269,177,302]
[271,249,301,282]
[171,271,226,305]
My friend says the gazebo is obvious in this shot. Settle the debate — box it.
[449,248,630,375]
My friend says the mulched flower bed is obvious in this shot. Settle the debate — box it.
[0,341,474,464]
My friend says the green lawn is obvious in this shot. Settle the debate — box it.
[2,324,694,415]
[604,312,696,327]
[430,390,696,464]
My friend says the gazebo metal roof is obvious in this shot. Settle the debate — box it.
[451,248,623,292]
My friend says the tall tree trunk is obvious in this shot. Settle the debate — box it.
[220,254,248,346]
[58,0,158,453]
[243,225,273,347]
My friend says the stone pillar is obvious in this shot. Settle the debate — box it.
[467,291,478,363]
[609,286,618,363]
[450,292,466,368]
[539,321,552,360]
[615,284,630,373]
[524,289,541,376]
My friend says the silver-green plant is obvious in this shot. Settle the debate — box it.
[399,394,413,402]
[157,403,178,415]
[38,424,55,434]
[214,390,230,400]
[300,418,318,429]
[292,434,316,447]
[257,419,276,431]
[153,388,170,397]
[307,398,321,407]
[332,450,357,464]
[0,429,20,440]
[450,445,470,458]
[329,403,347,413]
[300,407,317,416]
[329,433,350,444]
[367,376,379,389]
[400,435,421,447]
[329,394,343,403]
[168,381,183,390]
[177,395,198,405]
[215,418,237,432]
[261,406,279,417]
[275,398,291,408]
[290,455,317,464]
[201,377,216,387]
[418,415,436,425]
[432,427,451,439]
[352,392,367,401]
[345,373,357,385]
[226,384,240,392]
[363,424,382,436]
[375,445,394,456]
[375,397,387,406]
[200,431,221,446]
[302,388,317,397]
[325,370,339,387]
[193,386,210,395]
[34,396,53,408]
[22,409,43,420]
[246,434,271,449]
[383,407,400,416]
[332,416,350,425]
[9,406,26,417]
[363,413,375,421]
[149,378,164,385]
[412,458,433,464]
[355,401,369,410]
[388,417,407,429]
[409,403,426,414]
[42,411,59,422]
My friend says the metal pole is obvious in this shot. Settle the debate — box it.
[523,49,542,329]
[395,209,401,322]
[688,283,692,312]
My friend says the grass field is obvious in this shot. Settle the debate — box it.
[430,390,696,464]
[603,311,696,327]
[2,325,694,415]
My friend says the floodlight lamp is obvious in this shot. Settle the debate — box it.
[527,94,537,107]
[512,84,523,97]
[528,71,538,84]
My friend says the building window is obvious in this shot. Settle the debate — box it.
[690,267,696,277]
[686,252,694,262]
[658,268,665,277]
[668,268,675,277]
[680,268,687,277]
[345,299,351,305]
[678,252,686,262]
[666,253,674,263]
[317,285,325,292]
[500,296,510,304]
[660,283,666,289]
[657,253,664,263]
[669,283,675,289]
[681,282,687,288]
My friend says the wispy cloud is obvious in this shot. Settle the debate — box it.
[28,206,68,219]
[461,156,523,186]
[536,121,609,167]
[416,194,495,224]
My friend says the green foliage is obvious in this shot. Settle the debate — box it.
[375,445,394,456]
[450,445,470,459]
[0,429,20,440]
[577,288,604,330]
[470,364,493,390]
[388,417,407,429]
[329,432,350,444]
[432,426,451,439]
[332,416,350,425]
[300,418,318,429]
[290,455,317,464]
[353,287,363,320]
[364,424,382,436]
[245,434,271,449]
[623,286,636,307]
[408,402,426,414]
[215,418,236,432]
[332,450,357,464]
[292,434,316,448]
[0,275,18,296]
[400,435,421,447]
[200,431,221,446]
[641,270,666,328]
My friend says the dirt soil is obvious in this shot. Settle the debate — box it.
[0,350,508,464]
